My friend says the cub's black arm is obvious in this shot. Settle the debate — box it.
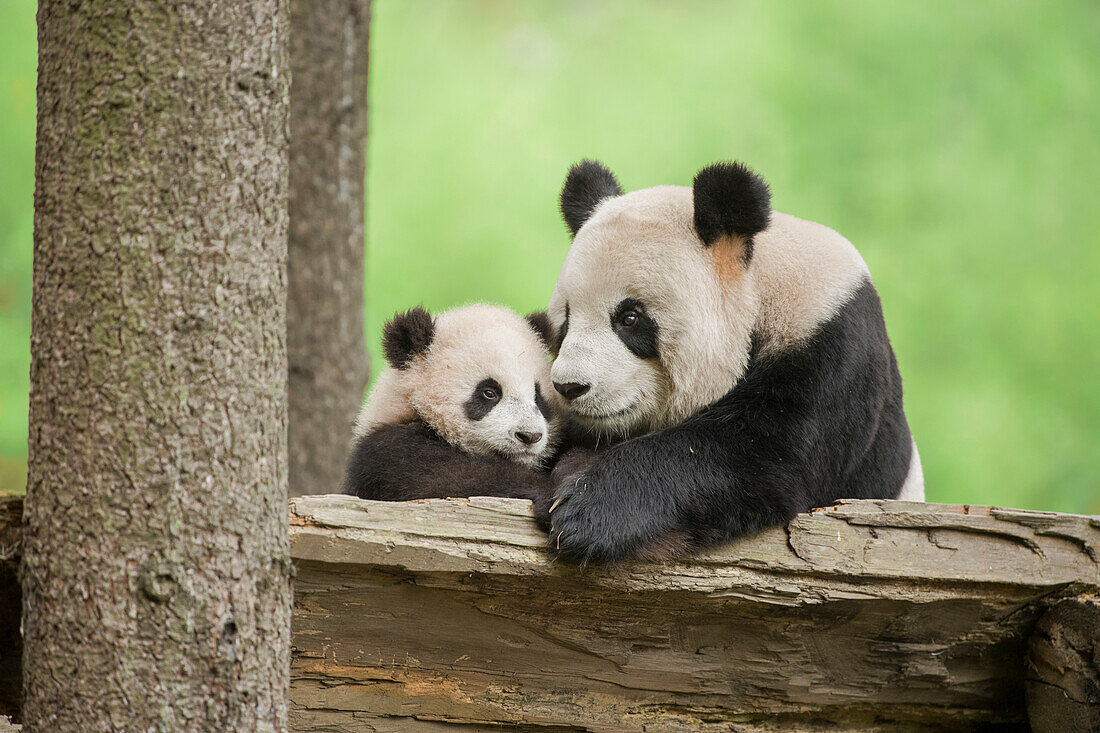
[343,421,555,505]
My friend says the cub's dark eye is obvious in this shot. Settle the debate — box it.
[619,311,639,328]
[466,378,503,421]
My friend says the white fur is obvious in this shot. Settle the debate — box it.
[897,439,926,502]
[354,304,564,468]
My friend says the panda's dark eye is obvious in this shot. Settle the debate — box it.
[610,298,659,360]
[466,378,503,420]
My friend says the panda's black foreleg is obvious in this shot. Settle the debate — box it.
[343,421,555,505]
[542,407,909,563]
[540,412,808,564]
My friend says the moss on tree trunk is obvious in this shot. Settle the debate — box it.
[24,2,291,730]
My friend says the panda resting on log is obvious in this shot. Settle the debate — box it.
[352,160,923,563]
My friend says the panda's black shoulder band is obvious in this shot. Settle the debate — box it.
[692,161,772,251]
[560,159,623,236]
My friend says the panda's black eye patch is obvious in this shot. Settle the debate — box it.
[611,298,659,360]
[534,382,552,420]
[554,303,570,353]
[465,378,502,421]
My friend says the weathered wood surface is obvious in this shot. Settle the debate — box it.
[289,494,1099,732]
[1025,597,1100,733]
[2,494,1097,729]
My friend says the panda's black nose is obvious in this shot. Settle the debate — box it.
[515,431,543,445]
[554,382,590,401]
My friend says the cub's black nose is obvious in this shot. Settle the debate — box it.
[515,431,543,445]
[554,382,590,400]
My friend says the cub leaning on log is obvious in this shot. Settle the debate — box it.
[542,160,924,562]
[343,304,564,503]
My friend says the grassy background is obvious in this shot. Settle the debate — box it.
[1,0,1097,512]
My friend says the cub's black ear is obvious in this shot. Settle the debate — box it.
[692,162,771,256]
[525,311,553,347]
[560,159,623,236]
[382,307,435,369]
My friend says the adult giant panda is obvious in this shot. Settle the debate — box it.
[542,160,923,563]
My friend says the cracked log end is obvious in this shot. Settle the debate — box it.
[1027,596,1100,733]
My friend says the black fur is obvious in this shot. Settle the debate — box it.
[526,311,554,347]
[540,279,912,563]
[553,303,570,354]
[534,382,552,420]
[610,298,659,360]
[343,421,555,506]
[692,162,772,260]
[560,160,623,236]
[464,378,502,421]
[382,307,435,369]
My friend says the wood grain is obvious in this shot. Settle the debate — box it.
[3,494,1096,729]
[288,495,1100,731]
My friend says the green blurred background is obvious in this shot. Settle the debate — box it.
[1,0,1097,512]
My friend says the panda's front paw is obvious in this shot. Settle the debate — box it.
[546,469,674,564]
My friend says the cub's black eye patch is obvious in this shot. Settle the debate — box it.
[611,298,659,360]
[534,382,552,420]
[465,378,502,421]
[554,303,570,353]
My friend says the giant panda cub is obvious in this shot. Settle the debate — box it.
[343,304,564,503]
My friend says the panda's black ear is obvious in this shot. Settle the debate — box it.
[525,311,553,348]
[692,162,771,256]
[382,307,435,369]
[560,159,623,236]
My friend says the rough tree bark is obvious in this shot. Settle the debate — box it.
[288,0,371,497]
[23,2,291,731]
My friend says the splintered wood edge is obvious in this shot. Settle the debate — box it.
[289,495,1100,593]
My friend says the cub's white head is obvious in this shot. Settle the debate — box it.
[355,304,563,468]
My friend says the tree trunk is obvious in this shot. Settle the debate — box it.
[23,2,291,731]
[287,0,371,497]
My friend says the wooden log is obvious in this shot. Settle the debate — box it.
[288,494,1100,731]
[1026,596,1100,732]
[3,493,1099,729]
